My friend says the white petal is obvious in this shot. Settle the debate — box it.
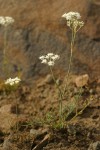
[48,61,54,66]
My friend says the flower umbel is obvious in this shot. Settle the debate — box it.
[62,12,84,31]
[39,53,60,66]
[0,16,14,27]
[62,12,81,21]
[5,77,21,86]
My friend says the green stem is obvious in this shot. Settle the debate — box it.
[4,27,7,56]
[69,100,92,123]
[3,27,8,78]
[15,92,18,150]
[62,30,76,98]
[75,87,83,116]
[49,66,63,124]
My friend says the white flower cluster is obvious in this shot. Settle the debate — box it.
[5,77,21,86]
[0,16,14,27]
[39,53,60,66]
[62,12,84,30]
[62,12,81,21]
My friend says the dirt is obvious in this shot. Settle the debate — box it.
[0,0,99,149]
[0,73,100,150]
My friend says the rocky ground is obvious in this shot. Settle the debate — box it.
[0,0,100,149]
[0,73,100,150]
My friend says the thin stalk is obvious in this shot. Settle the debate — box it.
[70,101,90,122]
[64,98,92,128]
[75,87,83,115]
[16,99,18,132]
[3,26,8,78]
[49,66,63,125]
[4,26,7,56]
[3,27,7,71]
[15,91,18,150]
[62,30,76,98]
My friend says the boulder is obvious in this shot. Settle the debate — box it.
[0,0,99,81]
[74,74,89,87]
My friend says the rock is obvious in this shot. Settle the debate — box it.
[0,113,16,133]
[74,74,89,87]
[96,86,100,95]
[43,74,54,84]
[0,104,20,133]
[88,141,100,150]
[30,128,48,138]
[3,132,18,150]
[0,0,99,80]
[37,74,53,87]
[43,74,53,84]
[0,104,12,114]
[30,129,40,137]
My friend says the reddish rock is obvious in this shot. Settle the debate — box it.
[0,0,99,80]
[0,104,12,114]
[0,112,16,132]
[74,74,89,87]
[0,104,24,133]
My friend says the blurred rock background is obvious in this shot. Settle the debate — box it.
[0,0,99,81]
